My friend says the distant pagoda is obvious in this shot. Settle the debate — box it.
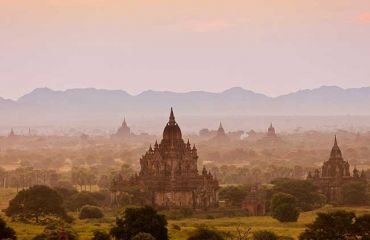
[257,123,282,144]
[266,123,277,138]
[111,108,219,210]
[211,122,229,142]
[113,117,131,138]
[8,128,16,138]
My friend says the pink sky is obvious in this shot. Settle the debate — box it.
[1,0,370,99]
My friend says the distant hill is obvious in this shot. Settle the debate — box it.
[1,86,370,127]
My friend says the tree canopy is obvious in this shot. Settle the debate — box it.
[270,192,300,222]
[341,181,368,205]
[299,210,370,240]
[271,178,325,211]
[219,186,248,207]
[5,185,68,223]
[110,206,168,240]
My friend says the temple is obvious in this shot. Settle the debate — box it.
[211,122,229,142]
[111,108,219,210]
[113,117,131,138]
[257,123,281,144]
[308,136,367,204]
[8,128,16,138]
[267,123,277,138]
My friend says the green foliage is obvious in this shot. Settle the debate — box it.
[54,187,78,200]
[163,208,194,220]
[92,230,111,240]
[271,178,325,211]
[0,217,16,240]
[66,191,107,211]
[32,220,78,240]
[219,186,248,207]
[299,210,370,240]
[270,193,299,222]
[132,232,156,240]
[253,230,278,240]
[119,186,148,206]
[5,185,68,223]
[341,181,368,205]
[110,206,168,240]
[187,226,225,240]
[79,205,104,219]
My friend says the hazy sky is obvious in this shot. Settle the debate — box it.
[1,0,370,99]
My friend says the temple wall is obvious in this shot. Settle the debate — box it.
[154,191,194,208]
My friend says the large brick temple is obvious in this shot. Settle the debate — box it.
[111,108,219,210]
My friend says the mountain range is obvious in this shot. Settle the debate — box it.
[1,86,370,127]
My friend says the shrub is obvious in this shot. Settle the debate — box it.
[132,232,156,240]
[32,220,77,240]
[253,231,278,240]
[187,227,225,240]
[270,193,299,222]
[79,205,104,219]
[0,217,16,240]
[92,230,111,240]
[110,206,168,240]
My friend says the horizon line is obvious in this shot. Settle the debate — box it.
[2,85,370,101]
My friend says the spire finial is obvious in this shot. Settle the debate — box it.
[334,135,338,146]
[169,107,175,123]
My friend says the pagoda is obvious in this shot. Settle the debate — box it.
[111,108,219,210]
[308,136,367,204]
[113,117,131,138]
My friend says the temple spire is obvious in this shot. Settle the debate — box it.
[122,117,127,127]
[334,135,338,147]
[169,107,175,124]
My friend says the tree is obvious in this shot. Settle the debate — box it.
[341,181,368,205]
[92,230,111,240]
[132,233,156,240]
[79,205,104,219]
[299,211,370,240]
[65,192,99,211]
[270,193,299,222]
[219,186,248,207]
[54,187,78,202]
[110,206,168,240]
[271,178,324,211]
[253,231,278,240]
[5,185,68,223]
[0,217,16,240]
[354,214,370,239]
[32,221,78,240]
[187,226,225,240]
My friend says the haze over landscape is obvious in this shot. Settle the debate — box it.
[1,86,370,134]
[1,2,370,240]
